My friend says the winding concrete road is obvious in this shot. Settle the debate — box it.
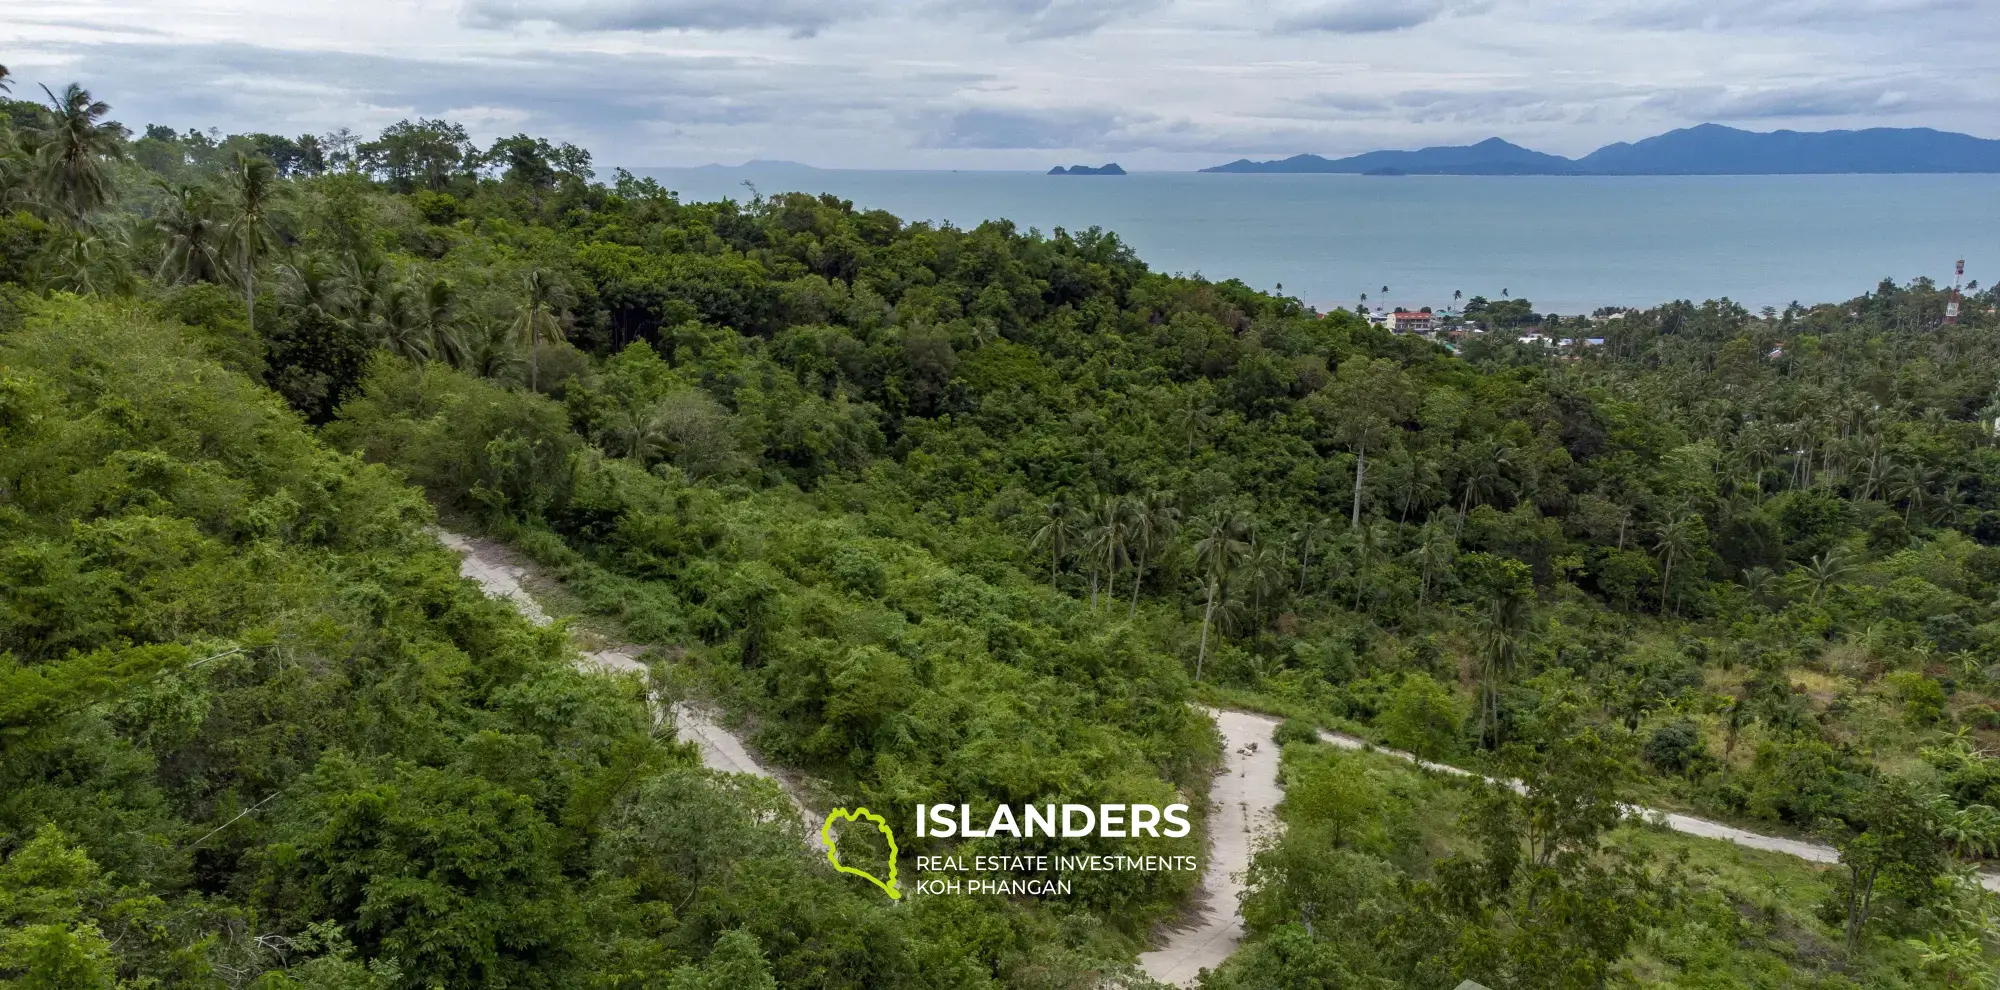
[435,530,823,847]
[436,528,1996,986]
[1138,708,1284,986]
[1311,725,1999,891]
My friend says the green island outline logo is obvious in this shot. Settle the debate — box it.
[821,807,901,900]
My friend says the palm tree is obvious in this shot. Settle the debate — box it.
[1889,463,1931,525]
[220,153,282,330]
[1411,520,1455,606]
[423,278,465,367]
[153,181,222,284]
[1127,491,1180,617]
[461,314,522,382]
[1193,511,1250,682]
[1174,390,1214,456]
[610,402,673,464]
[1802,549,1854,607]
[33,83,125,225]
[372,282,430,361]
[1739,566,1777,607]
[44,222,130,295]
[278,253,349,323]
[1348,520,1391,615]
[0,63,12,95]
[1030,498,1079,590]
[1245,537,1289,650]
[1085,495,1129,609]
[1653,513,1700,615]
[1293,516,1329,594]
[513,268,573,391]
[1474,590,1530,749]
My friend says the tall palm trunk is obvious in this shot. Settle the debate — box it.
[243,241,254,329]
[1129,554,1145,618]
[1196,579,1218,682]
[1351,441,1366,528]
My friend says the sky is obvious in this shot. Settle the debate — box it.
[2,0,1996,170]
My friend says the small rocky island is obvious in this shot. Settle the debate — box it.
[1048,163,1126,175]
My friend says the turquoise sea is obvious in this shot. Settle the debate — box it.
[632,167,2000,316]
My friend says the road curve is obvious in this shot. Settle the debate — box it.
[435,529,824,847]
[438,527,1999,986]
[1139,708,1285,986]
[1312,725,1999,892]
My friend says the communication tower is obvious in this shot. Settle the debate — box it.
[1946,258,1964,325]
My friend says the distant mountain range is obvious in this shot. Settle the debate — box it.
[1201,125,2000,175]
[1049,163,1126,175]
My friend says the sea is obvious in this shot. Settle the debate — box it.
[630,167,2000,316]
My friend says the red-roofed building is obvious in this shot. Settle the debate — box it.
[1389,310,1433,333]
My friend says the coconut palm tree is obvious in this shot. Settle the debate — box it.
[1652,513,1701,615]
[1801,549,1854,607]
[1127,491,1179,617]
[33,83,125,225]
[461,313,522,382]
[1474,589,1530,749]
[1193,511,1250,682]
[1244,537,1289,650]
[1174,389,1214,456]
[1030,497,1079,591]
[1411,520,1455,606]
[153,181,222,284]
[43,222,131,295]
[423,278,466,367]
[219,153,283,329]
[372,282,430,361]
[1085,495,1128,609]
[513,268,572,391]
[1293,516,1329,594]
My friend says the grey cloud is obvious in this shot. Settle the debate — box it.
[461,0,857,35]
[1597,0,1974,30]
[1276,0,1460,33]
[919,106,1131,149]
[20,39,946,159]
[1642,82,1932,120]
[922,0,1166,41]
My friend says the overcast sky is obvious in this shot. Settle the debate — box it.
[3,0,1995,170]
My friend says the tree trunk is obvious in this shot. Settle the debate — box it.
[1351,441,1367,529]
[1130,556,1145,618]
[1660,550,1674,613]
[1196,582,1217,682]
[243,242,255,330]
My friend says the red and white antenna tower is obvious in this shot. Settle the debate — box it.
[1945,258,1964,325]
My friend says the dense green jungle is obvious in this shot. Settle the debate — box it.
[5,68,2000,989]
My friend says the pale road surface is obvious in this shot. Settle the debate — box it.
[1311,726,2000,893]
[434,530,825,849]
[438,529,1997,984]
[1138,708,1284,987]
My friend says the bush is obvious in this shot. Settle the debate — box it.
[1375,672,1463,759]
[1273,718,1320,748]
[1884,670,1947,726]
[1643,719,1708,775]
